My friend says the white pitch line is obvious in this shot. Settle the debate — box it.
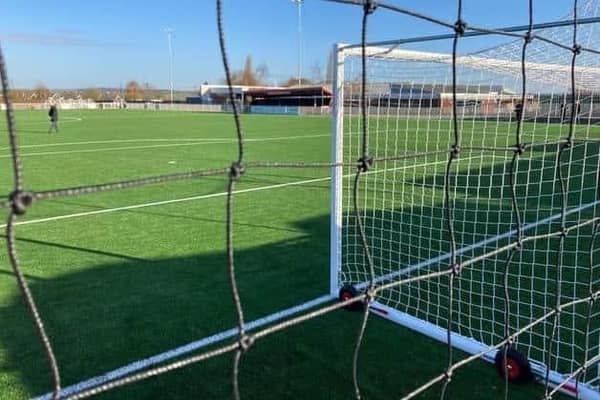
[0,132,332,151]
[0,142,227,159]
[0,134,330,159]
[0,138,227,151]
[4,117,83,128]
[4,157,460,229]
[4,177,332,228]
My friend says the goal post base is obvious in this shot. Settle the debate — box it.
[368,300,600,400]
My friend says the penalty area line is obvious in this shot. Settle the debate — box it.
[5,156,462,228]
[3,176,333,228]
[0,134,330,159]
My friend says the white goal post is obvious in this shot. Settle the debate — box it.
[330,18,600,400]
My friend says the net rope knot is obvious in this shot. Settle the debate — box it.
[9,190,33,215]
[554,305,562,315]
[229,162,245,181]
[450,144,461,159]
[454,20,467,36]
[581,364,588,375]
[443,369,453,383]
[363,0,377,15]
[238,334,255,353]
[357,156,373,172]
[560,227,568,238]
[365,287,377,304]
[524,31,535,44]
[573,44,582,54]
[515,143,526,155]
[450,263,461,276]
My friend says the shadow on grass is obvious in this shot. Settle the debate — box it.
[3,142,596,399]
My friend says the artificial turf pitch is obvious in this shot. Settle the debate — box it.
[0,109,578,399]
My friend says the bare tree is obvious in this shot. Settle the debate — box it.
[82,88,102,101]
[225,55,264,86]
[241,56,259,86]
[256,63,269,85]
[310,61,323,84]
[125,81,144,101]
[32,84,51,102]
[281,77,313,87]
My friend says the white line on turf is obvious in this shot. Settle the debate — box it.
[29,156,474,398]
[0,132,332,151]
[4,157,461,228]
[0,138,223,151]
[4,117,83,128]
[0,134,330,159]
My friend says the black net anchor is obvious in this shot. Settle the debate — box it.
[363,0,377,15]
[9,190,33,215]
[229,162,245,181]
[357,156,373,173]
[514,143,526,156]
[573,43,583,55]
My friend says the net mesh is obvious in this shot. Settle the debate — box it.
[339,23,600,391]
[0,0,599,399]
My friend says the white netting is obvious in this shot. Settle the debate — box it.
[338,0,600,390]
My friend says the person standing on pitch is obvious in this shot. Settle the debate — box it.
[48,103,59,133]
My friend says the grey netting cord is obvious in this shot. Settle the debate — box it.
[0,44,62,400]
[544,1,580,398]
[351,1,377,399]
[216,0,252,399]
[2,0,600,399]
[439,0,464,398]
[501,0,533,397]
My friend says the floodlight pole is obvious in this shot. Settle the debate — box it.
[292,0,304,87]
[163,27,174,104]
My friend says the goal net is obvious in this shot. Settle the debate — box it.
[332,3,600,398]
[3,0,600,399]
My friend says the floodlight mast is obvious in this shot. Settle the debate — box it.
[292,0,304,87]
[163,27,174,104]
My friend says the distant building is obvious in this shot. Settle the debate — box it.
[344,82,530,115]
[245,86,332,107]
[188,84,332,107]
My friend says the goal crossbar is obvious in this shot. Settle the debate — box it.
[340,47,600,91]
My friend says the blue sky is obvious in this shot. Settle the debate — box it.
[1,1,572,89]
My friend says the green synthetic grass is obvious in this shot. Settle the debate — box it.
[0,109,588,399]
